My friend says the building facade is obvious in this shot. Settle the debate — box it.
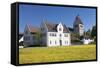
[40,22,71,46]
[23,24,39,47]
[23,22,71,47]
[23,15,84,47]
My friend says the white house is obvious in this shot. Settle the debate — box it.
[40,22,71,46]
[23,15,85,47]
[23,24,39,47]
[23,22,71,47]
[82,38,94,44]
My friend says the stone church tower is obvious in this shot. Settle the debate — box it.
[73,15,84,36]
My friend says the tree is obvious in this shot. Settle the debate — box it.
[86,29,91,36]
[91,25,96,42]
[71,32,80,42]
[33,30,42,45]
[84,29,92,38]
[91,25,96,38]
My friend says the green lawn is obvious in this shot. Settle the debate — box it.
[19,44,96,64]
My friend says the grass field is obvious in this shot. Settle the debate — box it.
[19,44,96,64]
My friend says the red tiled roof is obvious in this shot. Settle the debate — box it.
[27,24,39,33]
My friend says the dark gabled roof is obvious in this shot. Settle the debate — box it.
[45,22,70,33]
[63,24,70,33]
[74,15,83,25]
[45,22,57,32]
[27,24,39,33]
[68,27,74,32]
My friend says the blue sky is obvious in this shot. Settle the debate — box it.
[19,4,96,33]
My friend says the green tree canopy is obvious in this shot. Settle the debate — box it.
[91,25,96,38]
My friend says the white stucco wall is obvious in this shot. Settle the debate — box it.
[47,32,70,47]
[40,22,71,47]
[82,39,94,44]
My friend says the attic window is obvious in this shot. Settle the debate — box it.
[59,28,62,31]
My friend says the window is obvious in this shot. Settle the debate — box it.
[55,41,56,44]
[59,34,62,37]
[49,33,51,36]
[59,28,61,31]
[75,25,78,27]
[65,34,68,37]
[52,33,54,36]
[80,25,83,28]
[55,33,56,36]
[25,36,30,41]
[50,40,52,44]
[28,36,30,40]
[66,41,68,44]
[41,28,42,30]
[65,41,66,44]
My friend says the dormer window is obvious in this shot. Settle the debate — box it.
[59,28,62,31]
[57,22,63,32]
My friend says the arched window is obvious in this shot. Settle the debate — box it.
[59,28,62,31]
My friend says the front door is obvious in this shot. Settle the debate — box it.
[60,40,62,46]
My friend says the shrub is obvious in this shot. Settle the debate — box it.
[19,41,23,46]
